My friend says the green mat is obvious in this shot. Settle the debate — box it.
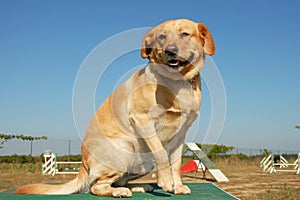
[0,183,238,200]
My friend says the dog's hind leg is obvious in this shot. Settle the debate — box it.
[89,169,131,198]
[91,181,132,198]
[127,184,154,193]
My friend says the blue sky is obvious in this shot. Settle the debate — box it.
[1,0,300,154]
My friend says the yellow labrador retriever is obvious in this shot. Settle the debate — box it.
[15,18,215,197]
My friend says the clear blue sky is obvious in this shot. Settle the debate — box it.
[1,0,300,154]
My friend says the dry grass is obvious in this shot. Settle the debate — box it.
[0,163,75,192]
[214,157,300,199]
[0,157,300,199]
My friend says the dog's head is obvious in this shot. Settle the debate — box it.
[141,19,215,80]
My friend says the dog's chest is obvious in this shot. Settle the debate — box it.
[154,86,201,142]
[155,83,201,115]
[177,87,201,112]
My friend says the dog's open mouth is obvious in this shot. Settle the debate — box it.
[166,55,194,69]
[167,59,180,68]
[166,59,191,69]
[164,52,194,70]
[162,47,195,70]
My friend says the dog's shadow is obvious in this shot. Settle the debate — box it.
[148,184,172,197]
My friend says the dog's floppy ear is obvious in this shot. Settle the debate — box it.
[198,23,215,56]
[141,28,156,59]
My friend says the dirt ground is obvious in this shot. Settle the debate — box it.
[0,158,299,199]
[135,158,300,199]
[212,158,300,199]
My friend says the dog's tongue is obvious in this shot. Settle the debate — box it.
[168,60,180,66]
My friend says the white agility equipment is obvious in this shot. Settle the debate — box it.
[260,154,273,172]
[193,160,206,171]
[42,150,82,176]
[260,153,300,175]
[42,151,57,176]
[185,143,229,182]
[279,155,289,168]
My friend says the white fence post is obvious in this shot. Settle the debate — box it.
[297,153,300,175]
[42,151,57,176]
[280,155,288,168]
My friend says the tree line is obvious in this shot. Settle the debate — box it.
[0,154,82,164]
[0,133,47,149]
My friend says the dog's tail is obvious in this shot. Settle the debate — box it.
[14,165,89,195]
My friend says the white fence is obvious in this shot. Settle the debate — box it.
[260,153,300,174]
[42,151,81,176]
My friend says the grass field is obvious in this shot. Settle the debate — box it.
[0,157,299,199]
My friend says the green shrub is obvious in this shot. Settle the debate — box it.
[0,154,81,163]
[197,144,234,160]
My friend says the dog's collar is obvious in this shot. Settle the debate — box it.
[146,63,199,90]
[163,75,198,90]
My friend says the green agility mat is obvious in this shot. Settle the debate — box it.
[0,183,238,200]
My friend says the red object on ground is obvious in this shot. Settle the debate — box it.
[181,160,198,173]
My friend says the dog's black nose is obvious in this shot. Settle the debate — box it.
[165,44,178,56]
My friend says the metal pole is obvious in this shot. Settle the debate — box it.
[30,140,33,156]
[68,140,71,162]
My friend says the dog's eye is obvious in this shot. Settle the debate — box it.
[180,32,190,38]
[159,34,166,40]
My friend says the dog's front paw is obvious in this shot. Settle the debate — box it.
[157,168,174,193]
[174,184,191,195]
[158,179,174,193]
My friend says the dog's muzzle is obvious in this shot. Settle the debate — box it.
[163,44,193,69]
